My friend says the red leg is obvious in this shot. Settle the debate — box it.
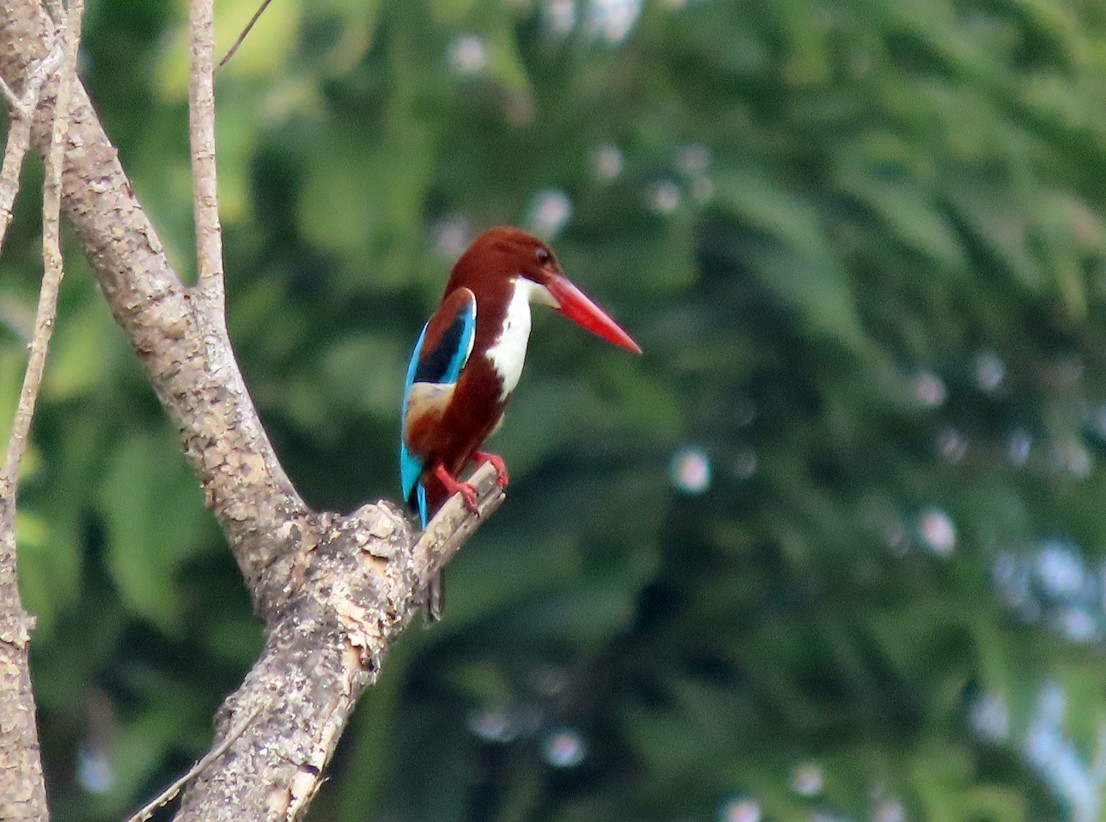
[433,463,479,513]
[473,451,509,487]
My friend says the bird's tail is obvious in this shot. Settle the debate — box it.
[420,478,453,622]
[424,574,445,621]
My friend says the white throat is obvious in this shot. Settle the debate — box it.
[485,278,550,400]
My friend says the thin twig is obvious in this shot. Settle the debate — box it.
[188,0,225,306]
[0,74,20,111]
[4,39,64,118]
[0,110,34,258]
[0,44,64,256]
[124,704,261,822]
[218,0,274,68]
[0,0,83,500]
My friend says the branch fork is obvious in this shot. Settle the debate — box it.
[0,1,507,818]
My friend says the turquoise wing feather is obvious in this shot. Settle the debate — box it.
[400,289,477,526]
[400,323,430,524]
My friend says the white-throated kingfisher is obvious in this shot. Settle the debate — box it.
[400,226,641,618]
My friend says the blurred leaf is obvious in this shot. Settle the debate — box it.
[155,0,302,99]
[98,432,209,632]
[43,299,120,401]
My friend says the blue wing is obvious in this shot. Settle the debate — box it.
[400,288,477,526]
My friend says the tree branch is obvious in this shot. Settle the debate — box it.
[0,2,82,818]
[1,0,309,607]
[175,464,505,822]
[125,702,262,822]
[3,0,82,498]
[187,0,224,307]
[0,1,506,819]
[0,40,61,255]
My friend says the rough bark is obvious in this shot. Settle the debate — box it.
[0,1,504,818]
[0,517,44,821]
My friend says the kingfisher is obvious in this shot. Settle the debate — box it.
[400,226,641,618]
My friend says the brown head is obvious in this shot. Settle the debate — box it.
[446,226,641,353]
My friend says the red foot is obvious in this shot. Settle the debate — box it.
[433,464,479,513]
[473,451,509,487]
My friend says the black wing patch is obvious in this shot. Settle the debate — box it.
[413,289,476,385]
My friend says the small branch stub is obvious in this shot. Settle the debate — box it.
[413,462,507,578]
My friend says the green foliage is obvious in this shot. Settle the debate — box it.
[9,0,1106,819]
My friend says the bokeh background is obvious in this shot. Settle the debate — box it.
[4,0,1106,819]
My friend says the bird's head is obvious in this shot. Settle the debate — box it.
[448,226,641,353]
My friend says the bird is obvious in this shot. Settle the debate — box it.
[400,226,641,619]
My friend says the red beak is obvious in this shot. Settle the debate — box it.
[544,274,642,354]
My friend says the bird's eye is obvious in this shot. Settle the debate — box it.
[536,248,551,265]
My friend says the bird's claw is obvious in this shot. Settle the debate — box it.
[457,482,479,514]
[473,451,509,487]
[433,464,481,515]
